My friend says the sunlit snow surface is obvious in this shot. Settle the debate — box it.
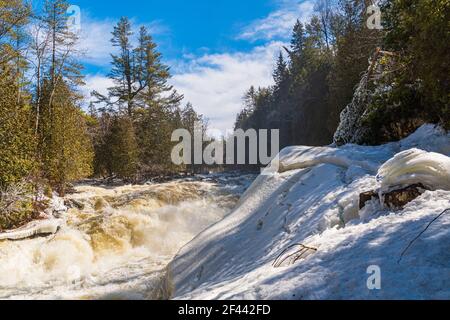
[171,125,450,300]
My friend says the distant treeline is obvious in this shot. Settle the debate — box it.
[234,0,449,149]
[89,17,207,180]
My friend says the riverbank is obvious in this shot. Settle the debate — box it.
[169,125,450,299]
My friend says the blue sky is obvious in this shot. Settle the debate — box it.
[54,0,315,131]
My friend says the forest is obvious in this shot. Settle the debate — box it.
[0,0,449,230]
[0,0,207,229]
[235,0,449,148]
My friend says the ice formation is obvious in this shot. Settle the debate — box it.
[377,148,450,193]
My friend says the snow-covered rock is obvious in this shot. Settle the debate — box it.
[168,125,450,300]
[0,194,67,241]
[377,148,450,193]
[0,219,63,241]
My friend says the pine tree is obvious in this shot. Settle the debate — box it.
[242,86,256,114]
[288,20,307,83]
[132,25,183,173]
[0,0,30,66]
[134,26,175,107]
[89,18,186,176]
[92,17,145,116]
[273,52,289,89]
[109,17,135,116]
[381,0,449,129]
[291,20,306,55]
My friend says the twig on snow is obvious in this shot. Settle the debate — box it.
[273,243,317,268]
[398,208,450,263]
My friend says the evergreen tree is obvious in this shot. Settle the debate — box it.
[0,66,35,187]
[287,20,307,82]
[109,17,135,116]
[273,52,289,89]
[90,18,186,176]
[381,0,449,129]
[180,102,205,173]
[106,116,139,179]
[32,0,93,194]
[0,0,34,188]
[91,112,114,177]
[134,26,176,108]
[0,0,30,66]
[327,0,383,131]
[91,17,136,115]
[39,81,93,195]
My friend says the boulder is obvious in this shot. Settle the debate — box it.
[383,183,428,210]
[359,183,429,211]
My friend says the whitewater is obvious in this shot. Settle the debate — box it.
[0,174,255,299]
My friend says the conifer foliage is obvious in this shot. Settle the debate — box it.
[235,0,448,147]
[91,17,204,179]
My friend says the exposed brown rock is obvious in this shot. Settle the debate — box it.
[359,190,380,209]
[359,183,430,211]
[383,183,429,210]
[64,198,85,210]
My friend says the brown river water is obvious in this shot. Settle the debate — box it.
[0,174,254,299]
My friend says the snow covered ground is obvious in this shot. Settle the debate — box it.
[169,125,450,300]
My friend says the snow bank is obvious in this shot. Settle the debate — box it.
[377,148,450,193]
[169,125,450,300]
[275,144,394,174]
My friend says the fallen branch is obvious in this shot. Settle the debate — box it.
[273,243,317,268]
[398,208,450,263]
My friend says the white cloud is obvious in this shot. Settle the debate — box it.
[81,74,114,107]
[77,17,168,66]
[78,19,115,66]
[80,2,313,131]
[171,42,285,133]
[82,42,286,132]
[238,0,315,41]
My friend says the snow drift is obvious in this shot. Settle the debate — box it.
[169,124,450,300]
[377,148,450,193]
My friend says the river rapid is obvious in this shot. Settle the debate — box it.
[0,173,254,299]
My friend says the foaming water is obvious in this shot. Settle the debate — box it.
[0,176,252,299]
